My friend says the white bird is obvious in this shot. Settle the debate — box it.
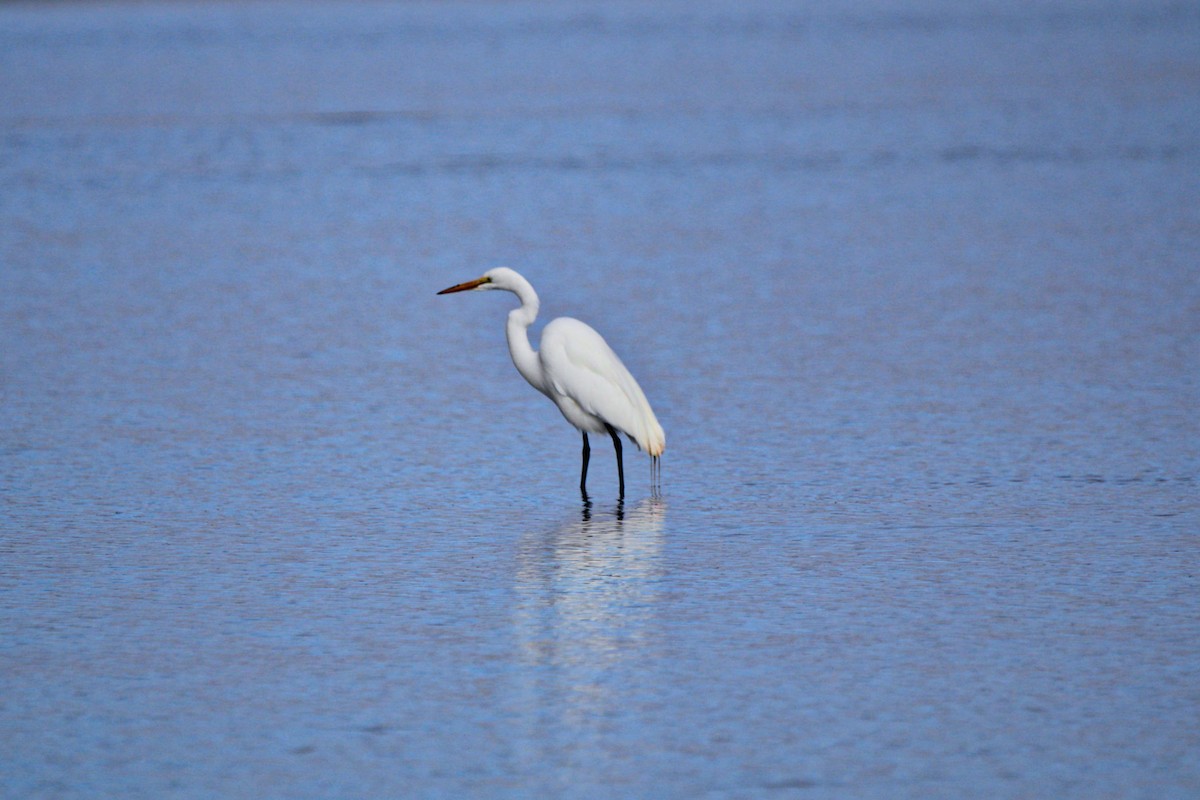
[437,267,664,497]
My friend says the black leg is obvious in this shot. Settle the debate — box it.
[580,432,591,493]
[605,424,625,498]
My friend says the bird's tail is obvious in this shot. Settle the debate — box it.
[645,420,665,457]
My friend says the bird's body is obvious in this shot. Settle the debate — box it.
[438,267,664,497]
[537,317,662,453]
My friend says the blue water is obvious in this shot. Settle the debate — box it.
[2,2,1198,798]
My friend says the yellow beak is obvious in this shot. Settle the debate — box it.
[437,276,490,295]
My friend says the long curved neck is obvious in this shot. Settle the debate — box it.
[503,275,546,394]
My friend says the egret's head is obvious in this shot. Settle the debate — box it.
[437,267,521,295]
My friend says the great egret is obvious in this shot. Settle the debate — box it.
[437,267,664,497]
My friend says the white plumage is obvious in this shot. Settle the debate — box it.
[438,267,664,496]
[540,317,664,456]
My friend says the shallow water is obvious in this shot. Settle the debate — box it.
[2,1,1198,798]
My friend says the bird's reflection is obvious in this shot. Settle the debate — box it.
[511,496,665,746]
[580,490,624,522]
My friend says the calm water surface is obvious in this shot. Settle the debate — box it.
[2,1,1197,798]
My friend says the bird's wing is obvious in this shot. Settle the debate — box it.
[539,317,665,456]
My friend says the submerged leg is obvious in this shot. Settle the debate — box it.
[605,424,625,498]
[580,432,591,493]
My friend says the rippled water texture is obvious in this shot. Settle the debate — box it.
[2,1,1198,798]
